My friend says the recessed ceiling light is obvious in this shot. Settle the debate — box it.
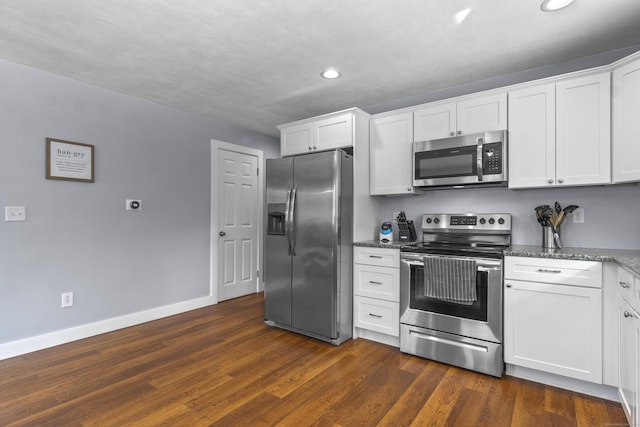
[540,0,575,12]
[454,8,471,24]
[321,68,340,79]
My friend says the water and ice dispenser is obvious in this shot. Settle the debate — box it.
[267,203,286,235]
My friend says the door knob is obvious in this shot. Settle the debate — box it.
[219,231,226,236]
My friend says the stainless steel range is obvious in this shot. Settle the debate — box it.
[400,213,511,377]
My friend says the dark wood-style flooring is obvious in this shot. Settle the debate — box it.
[0,292,628,426]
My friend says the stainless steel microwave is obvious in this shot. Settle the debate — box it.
[413,130,507,189]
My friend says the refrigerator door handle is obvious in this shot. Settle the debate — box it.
[290,185,298,256]
[284,185,293,255]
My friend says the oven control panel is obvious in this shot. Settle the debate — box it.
[421,213,511,232]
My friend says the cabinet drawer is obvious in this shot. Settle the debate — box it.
[354,264,399,302]
[505,256,602,288]
[353,246,399,268]
[354,296,399,337]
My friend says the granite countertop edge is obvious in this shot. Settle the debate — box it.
[354,241,640,278]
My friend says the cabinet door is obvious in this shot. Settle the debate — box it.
[556,73,611,186]
[504,279,603,383]
[613,57,640,183]
[618,296,639,427]
[314,112,353,152]
[281,123,312,156]
[508,84,556,188]
[457,93,507,135]
[413,102,457,141]
[370,112,416,195]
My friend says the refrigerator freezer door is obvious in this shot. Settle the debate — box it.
[264,157,293,326]
[290,151,341,338]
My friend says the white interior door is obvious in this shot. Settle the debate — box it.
[217,147,259,301]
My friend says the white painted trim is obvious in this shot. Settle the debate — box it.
[0,295,217,361]
[506,364,620,402]
[210,140,265,300]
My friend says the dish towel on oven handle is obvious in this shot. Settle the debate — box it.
[423,256,477,305]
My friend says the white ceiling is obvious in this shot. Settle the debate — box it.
[1,1,640,137]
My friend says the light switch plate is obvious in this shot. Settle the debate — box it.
[5,206,26,221]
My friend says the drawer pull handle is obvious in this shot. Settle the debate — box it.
[537,268,562,274]
[368,280,383,285]
[619,281,631,289]
[368,255,383,259]
[368,313,383,318]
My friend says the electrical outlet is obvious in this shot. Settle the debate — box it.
[61,292,74,308]
[392,211,401,222]
[572,207,585,224]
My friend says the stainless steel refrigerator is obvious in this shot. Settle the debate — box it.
[264,149,353,345]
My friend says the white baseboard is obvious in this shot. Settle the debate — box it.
[0,296,217,361]
[506,364,620,402]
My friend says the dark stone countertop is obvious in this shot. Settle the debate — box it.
[505,245,640,277]
[353,240,408,250]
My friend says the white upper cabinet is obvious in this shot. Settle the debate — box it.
[369,111,416,195]
[413,93,507,141]
[508,72,611,189]
[613,54,640,183]
[508,84,556,188]
[279,109,358,156]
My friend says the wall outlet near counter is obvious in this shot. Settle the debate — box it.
[572,208,585,223]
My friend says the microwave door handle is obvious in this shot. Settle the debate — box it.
[476,137,484,182]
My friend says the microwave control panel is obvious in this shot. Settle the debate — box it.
[482,142,502,175]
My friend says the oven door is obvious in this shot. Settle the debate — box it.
[400,252,503,343]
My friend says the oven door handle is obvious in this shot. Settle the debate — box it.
[409,330,489,353]
[477,265,501,272]
[402,258,501,271]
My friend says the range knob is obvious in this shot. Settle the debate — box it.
[479,218,486,225]
[425,217,432,224]
[498,217,505,225]
[434,218,440,224]
[488,218,496,225]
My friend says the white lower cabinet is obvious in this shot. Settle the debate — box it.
[354,296,399,337]
[618,294,639,427]
[353,246,400,346]
[504,257,603,383]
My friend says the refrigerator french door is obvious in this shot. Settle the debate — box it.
[264,150,353,345]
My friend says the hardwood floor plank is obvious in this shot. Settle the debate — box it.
[376,360,449,426]
[510,379,546,426]
[545,386,577,425]
[0,293,627,426]
[410,366,468,426]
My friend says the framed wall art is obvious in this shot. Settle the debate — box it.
[46,138,94,182]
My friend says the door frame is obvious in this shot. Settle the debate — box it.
[210,139,264,303]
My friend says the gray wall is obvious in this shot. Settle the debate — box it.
[0,59,278,343]
[376,184,640,250]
